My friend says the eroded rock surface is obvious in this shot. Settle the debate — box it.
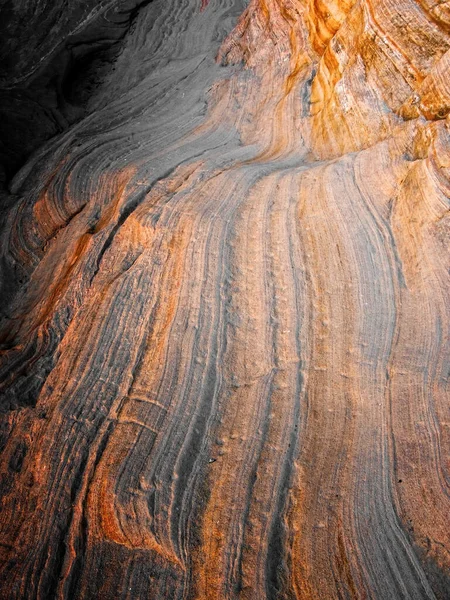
[0,0,449,598]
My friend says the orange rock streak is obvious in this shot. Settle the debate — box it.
[0,0,449,598]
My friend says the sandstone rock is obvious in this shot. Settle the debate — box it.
[0,1,448,598]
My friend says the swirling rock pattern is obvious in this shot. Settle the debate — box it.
[0,0,449,598]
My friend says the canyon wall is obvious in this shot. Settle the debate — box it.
[0,0,449,598]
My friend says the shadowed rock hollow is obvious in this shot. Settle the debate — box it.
[0,0,449,598]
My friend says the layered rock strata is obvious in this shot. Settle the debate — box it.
[0,0,449,598]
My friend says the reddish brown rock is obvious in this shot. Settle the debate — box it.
[0,0,449,598]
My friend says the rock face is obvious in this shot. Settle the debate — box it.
[0,0,449,598]
[0,0,152,180]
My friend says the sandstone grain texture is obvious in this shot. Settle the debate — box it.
[0,0,449,599]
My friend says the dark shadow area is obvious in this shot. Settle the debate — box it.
[0,0,154,187]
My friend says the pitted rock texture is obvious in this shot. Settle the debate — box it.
[0,0,449,599]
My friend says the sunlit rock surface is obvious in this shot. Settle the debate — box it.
[0,0,449,598]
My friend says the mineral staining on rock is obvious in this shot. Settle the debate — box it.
[0,0,449,598]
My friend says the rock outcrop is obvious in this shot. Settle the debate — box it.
[0,0,449,598]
